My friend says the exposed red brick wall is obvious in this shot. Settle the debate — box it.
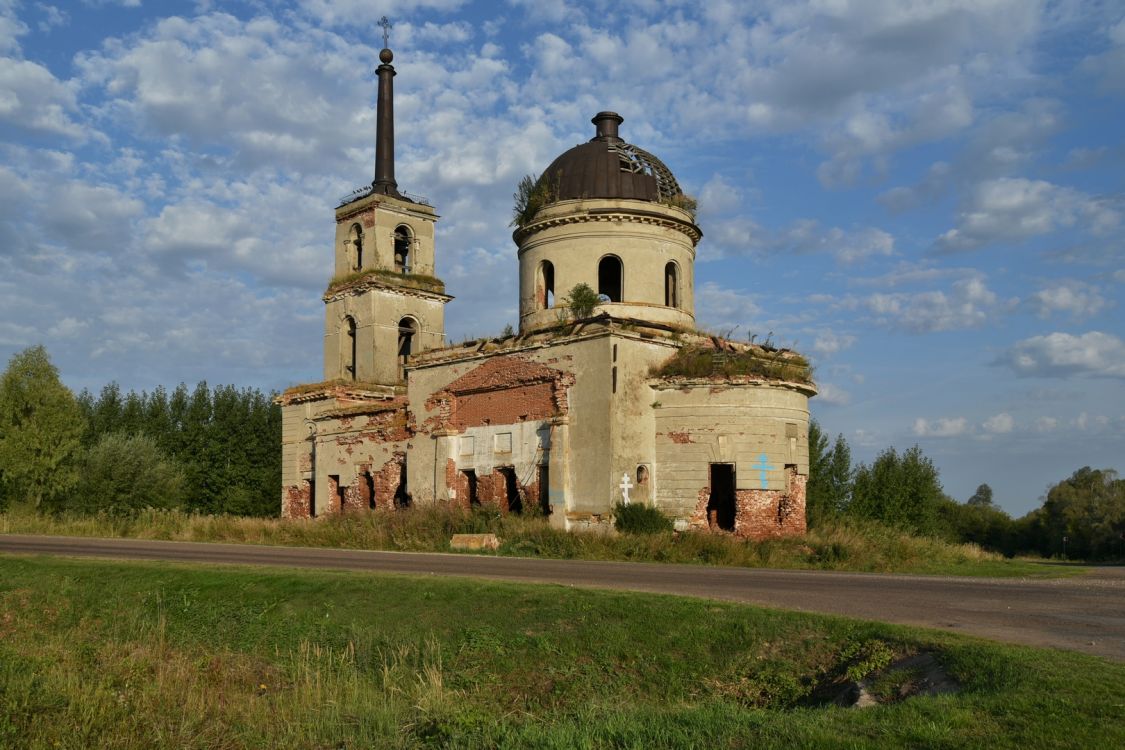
[447,458,470,510]
[283,481,312,519]
[425,355,575,433]
[453,382,555,430]
[690,466,807,540]
[372,452,406,508]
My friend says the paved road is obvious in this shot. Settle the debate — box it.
[2,534,1123,661]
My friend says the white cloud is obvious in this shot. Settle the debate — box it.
[982,413,1014,434]
[816,382,851,406]
[861,276,1006,333]
[1034,416,1058,432]
[811,330,856,357]
[936,177,1121,252]
[913,416,969,437]
[695,281,763,335]
[0,57,83,138]
[1030,280,1107,320]
[1001,331,1125,379]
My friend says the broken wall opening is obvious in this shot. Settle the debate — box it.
[537,464,550,515]
[499,466,522,514]
[708,463,736,531]
[394,458,411,508]
[362,470,375,509]
[462,469,479,506]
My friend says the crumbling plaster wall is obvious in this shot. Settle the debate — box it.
[515,198,698,334]
[279,396,410,519]
[651,381,811,539]
[333,192,438,278]
[323,290,446,383]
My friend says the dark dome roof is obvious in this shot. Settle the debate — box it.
[538,112,683,203]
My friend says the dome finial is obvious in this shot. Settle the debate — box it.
[372,15,399,196]
[592,111,623,142]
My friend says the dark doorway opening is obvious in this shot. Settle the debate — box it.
[708,464,736,531]
[499,467,522,514]
[462,469,479,507]
[537,464,550,515]
[394,459,411,508]
[362,471,375,509]
[598,255,622,302]
[308,478,316,518]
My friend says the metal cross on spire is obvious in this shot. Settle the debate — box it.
[379,15,392,48]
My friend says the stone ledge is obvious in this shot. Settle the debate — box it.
[450,533,501,551]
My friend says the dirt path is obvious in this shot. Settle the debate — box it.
[3,534,1122,661]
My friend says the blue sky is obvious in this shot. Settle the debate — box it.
[1,0,1122,516]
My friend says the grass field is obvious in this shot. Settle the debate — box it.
[1,555,1121,749]
[0,507,1076,578]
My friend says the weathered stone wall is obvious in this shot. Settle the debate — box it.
[515,198,699,334]
[691,466,807,540]
[652,379,812,539]
[334,192,438,278]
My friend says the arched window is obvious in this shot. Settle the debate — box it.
[598,255,622,303]
[397,316,417,381]
[664,261,679,308]
[394,225,412,273]
[538,260,555,309]
[349,224,364,271]
[343,316,357,380]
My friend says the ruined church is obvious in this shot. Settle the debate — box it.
[278,43,816,539]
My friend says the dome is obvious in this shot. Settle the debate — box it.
[537,112,684,203]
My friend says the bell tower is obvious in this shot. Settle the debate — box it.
[322,33,450,387]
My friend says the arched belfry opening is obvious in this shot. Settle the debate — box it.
[598,255,622,302]
[349,224,364,271]
[665,261,679,308]
[397,316,417,381]
[538,260,555,309]
[394,225,412,273]
[342,316,357,380]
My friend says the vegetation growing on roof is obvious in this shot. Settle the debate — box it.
[660,192,698,219]
[511,173,559,229]
[652,344,813,384]
[326,269,445,296]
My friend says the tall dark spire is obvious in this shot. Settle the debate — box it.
[372,16,399,196]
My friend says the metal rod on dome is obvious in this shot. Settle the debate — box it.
[372,16,399,196]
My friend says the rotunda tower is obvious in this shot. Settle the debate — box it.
[513,112,701,334]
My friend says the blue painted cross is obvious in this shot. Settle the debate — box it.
[751,453,775,489]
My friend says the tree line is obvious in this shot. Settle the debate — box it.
[807,420,1125,561]
[0,346,280,516]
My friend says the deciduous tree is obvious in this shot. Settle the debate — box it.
[0,346,86,509]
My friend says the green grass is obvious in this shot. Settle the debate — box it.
[0,555,1121,749]
[0,507,1077,578]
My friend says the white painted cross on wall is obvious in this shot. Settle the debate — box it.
[619,473,633,505]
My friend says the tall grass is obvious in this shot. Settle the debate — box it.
[0,505,1056,576]
[0,556,1121,749]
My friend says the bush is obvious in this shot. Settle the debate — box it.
[613,502,673,535]
[562,283,599,319]
[75,432,186,515]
